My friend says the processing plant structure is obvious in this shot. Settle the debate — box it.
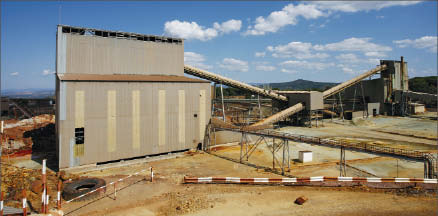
[54,25,437,179]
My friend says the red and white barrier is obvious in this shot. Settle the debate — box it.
[41,159,47,214]
[57,181,62,210]
[65,167,152,203]
[1,191,4,216]
[45,195,49,213]
[22,190,27,216]
[184,176,438,184]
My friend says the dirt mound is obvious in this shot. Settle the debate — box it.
[1,115,55,155]
[1,162,80,212]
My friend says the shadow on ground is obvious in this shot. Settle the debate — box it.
[23,123,58,171]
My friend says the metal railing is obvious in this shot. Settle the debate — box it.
[209,124,437,178]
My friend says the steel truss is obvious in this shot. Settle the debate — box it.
[203,122,438,179]
[239,132,290,175]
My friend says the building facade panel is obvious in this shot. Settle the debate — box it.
[57,81,210,168]
[56,25,210,168]
[60,27,184,76]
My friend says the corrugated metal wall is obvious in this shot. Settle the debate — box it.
[61,33,184,76]
[58,81,211,168]
[56,27,212,168]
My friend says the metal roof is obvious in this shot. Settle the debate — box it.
[57,73,210,83]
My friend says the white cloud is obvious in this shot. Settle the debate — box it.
[393,36,437,53]
[310,1,421,13]
[42,69,55,76]
[364,51,387,57]
[164,19,241,41]
[254,62,276,72]
[213,19,242,34]
[164,20,217,41]
[280,68,298,74]
[337,65,354,74]
[267,37,390,61]
[184,52,205,63]
[245,4,325,35]
[280,60,335,71]
[10,72,19,76]
[335,53,359,63]
[367,58,381,65]
[314,37,392,54]
[376,15,385,19]
[256,65,276,72]
[184,52,212,70]
[267,41,329,59]
[219,58,249,72]
[245,2,420,36]
[255,52,266,57]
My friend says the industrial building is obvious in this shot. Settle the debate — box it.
[56,25,211,168]
[340,58,432,117]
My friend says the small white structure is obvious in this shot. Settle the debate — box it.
[410,103,425,114]
[298,151,313,163]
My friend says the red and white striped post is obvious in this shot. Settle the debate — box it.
[1,191,4,216]
[57,180,62,210]
[41,159,47,213]
[45,195,49,213]
[114,182,117,200]
[22,190,27,216]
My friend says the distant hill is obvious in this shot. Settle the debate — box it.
[255,79,338,91]
[409,76,437,95]
[2,76,433,99]
[1,88,55,98]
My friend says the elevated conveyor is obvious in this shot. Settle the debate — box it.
[208,124,438,178]
[250,103,304,127]
[184,65,288,102]
[186,64,389,128]
[323,65,387,99]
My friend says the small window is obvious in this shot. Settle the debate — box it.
[75,128,84,144]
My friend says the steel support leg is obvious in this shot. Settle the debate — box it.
[282,141,286,175]
[340,147,346,177]
[338,93,344,122]
[287,140,290,171]
[272,138,275,170]
[258,94,262,120]
[220,82,226,122]
[352,84,357,112]
[360,81,367,118]
[240,132,244,163]
[212,83,216,116]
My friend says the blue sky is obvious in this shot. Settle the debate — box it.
[1,1,437,90]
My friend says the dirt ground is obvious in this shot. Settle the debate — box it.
[60,153,437,216]
[283,115,438,149]
[2,114,437,215]
[60,114,437,215]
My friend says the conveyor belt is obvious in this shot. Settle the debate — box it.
[250,103,304,127]
[184,65,288,102]
[323,65,387,99]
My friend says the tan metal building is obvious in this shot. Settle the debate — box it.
[56,25,211,168]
